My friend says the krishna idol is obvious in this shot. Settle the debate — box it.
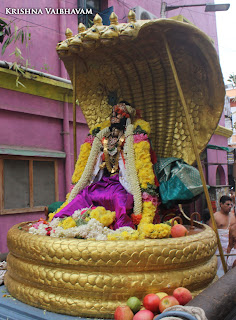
[54,101,159,230]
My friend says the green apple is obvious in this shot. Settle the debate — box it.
[126,296,141,314]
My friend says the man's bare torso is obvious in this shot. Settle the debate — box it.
[214,211,236,229]
[228,222,236,250]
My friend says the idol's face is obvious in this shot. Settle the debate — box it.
[110,104,129,124]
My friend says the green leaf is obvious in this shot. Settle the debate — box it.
[16,80,26,88]
[0,18,7,26]
[4,25,10,36]
[1,37,10,54]
[21,31,24,43]
[15,47,22,57]
[15,31,21,41]
[76,219,87,227]
[17,67,25,75]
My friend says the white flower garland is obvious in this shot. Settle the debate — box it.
[68,123,142,215]
[29,218,111,240]
[124,124,142,215]
[69,127,110,202]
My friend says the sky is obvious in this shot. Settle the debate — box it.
[215,0,236,84]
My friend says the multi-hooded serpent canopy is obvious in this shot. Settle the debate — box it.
[57,12,225,165]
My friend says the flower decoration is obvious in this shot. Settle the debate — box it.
[72,142,92,184]
[114,105,130,118]
[60,217,77,229]
[133,119,151,135]
[88,206,116,227]
[131,214,142,225]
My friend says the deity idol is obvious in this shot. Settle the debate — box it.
[54,101,159,229]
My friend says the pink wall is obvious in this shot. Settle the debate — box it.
[207,134,228,186]
[0,0,78,77]
[108,0,218,51]
[0,212,44,252]
[0,85,89,252]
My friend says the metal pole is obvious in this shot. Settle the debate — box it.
[160,1,167,18]
[72,58,77,167]
[163,34,227,274]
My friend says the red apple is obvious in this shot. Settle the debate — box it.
[173,287,192,305]
[133,309,154,320]
[114,305,134,320]
[143,293,160,313]
[171,224,188,238]
[159,296,180,313]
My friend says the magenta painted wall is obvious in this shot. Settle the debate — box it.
[0,0,78,77]
[0,212,44,252]
[207,134,228,186]
[0,86,89,252]
[108,0,219,51]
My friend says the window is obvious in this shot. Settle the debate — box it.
[78,0,101,26]
[216,165,226,185]
[0,156,58,214]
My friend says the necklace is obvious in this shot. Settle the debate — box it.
[103,133,125,174]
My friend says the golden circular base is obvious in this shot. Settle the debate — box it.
[5,223,217,318]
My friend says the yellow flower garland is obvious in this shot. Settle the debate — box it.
[89,120,111,135]
[59,217,77,229]
[50,118,173,240]
[88,206,116,227]
[107,230,139,241]
[138,223,171,239]
[133,141,155,189]
[133,119,151,135]
[72,142,92,184]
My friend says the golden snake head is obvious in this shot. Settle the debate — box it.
[101,25,119,39]
[56,39,70,58]
[68,34,83,53]
[83,26,101,41]
[119,22,140,39]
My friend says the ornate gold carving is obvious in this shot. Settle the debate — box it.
[6,223,217,318]
[56,17,224,165]
[65,28,73,39]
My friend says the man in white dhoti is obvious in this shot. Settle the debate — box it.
[209,195,236,277]
[227,221,236,269]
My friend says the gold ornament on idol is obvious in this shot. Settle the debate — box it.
[103,134,125,174]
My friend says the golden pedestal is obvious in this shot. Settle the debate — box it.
[5,222,217,318]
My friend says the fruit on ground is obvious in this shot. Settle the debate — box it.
[156,292,168,300]
[173,287,192,305]
[171,224,188,238]
[159,295,180,313]
[126,296,141,313]
[114,305,134,320]
[143,293,161,313]
[133,309,154,320]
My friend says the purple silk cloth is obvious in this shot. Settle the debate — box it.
[53,174,134,230]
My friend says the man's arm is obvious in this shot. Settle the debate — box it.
[209,214,217,229]
[227,227,234,253]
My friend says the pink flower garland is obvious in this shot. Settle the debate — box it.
[142,192,158,206]
[133,133,148,144]
[84,135,95,145]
